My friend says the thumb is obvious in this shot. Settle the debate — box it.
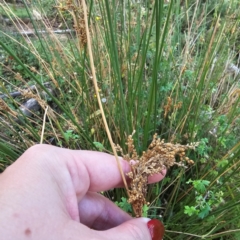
[100,218,152,240]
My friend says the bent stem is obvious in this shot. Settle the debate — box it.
[81,0,129,194]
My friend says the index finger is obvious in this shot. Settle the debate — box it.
[71,150,166,192]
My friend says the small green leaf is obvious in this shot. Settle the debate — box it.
[142,204,149,217]
[217,159,229,168]
[115,197,132,213]
[198,204,211,219]
[188,179,210,193]
[184,206,199,216]
[93,142,104,152]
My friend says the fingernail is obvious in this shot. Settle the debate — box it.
[139,217,151,223]
[147,219,165,240]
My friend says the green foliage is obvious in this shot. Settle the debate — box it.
[0,4,29,18]
[0,0,240,238]
[196,138,211,157]
[185,179,225,219]
[63,130,79,142]
[142,204,149,218]
[115,197,132,214]
[93,142,105,152]
[116,198,148,217]
[184,205,199,216]
[187,179,210,194]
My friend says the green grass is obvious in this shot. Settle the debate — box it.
[0,0,240,238]
[0,4,29,18]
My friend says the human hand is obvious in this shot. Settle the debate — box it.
[0,144,166,240]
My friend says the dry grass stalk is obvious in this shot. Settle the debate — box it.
[0,98,17,118]
[80,0,130,192]
[116,132,198,217]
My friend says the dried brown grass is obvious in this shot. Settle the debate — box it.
[116,132,198,217]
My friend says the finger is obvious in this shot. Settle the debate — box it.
[129,160,166,184]
[20,145,165,192]
[53,218,151,240]
[148,171,166,184]
[16,145,166,208]
[98,218,152,240]
[71,150,166,192]
[68,150,131,192]
[79,192,131,230]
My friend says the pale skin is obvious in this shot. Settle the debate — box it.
[0,144,166,240]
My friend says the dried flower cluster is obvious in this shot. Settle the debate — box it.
[115,132,198,217]
[163,97,182,118]
[56,0,87,47]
